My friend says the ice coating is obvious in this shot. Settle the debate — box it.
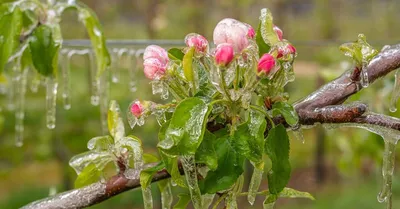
[185,33,209,54]
[273,25,283,41]
[214,43,235,67]
[257,53,276,75]
[128,49,137,92]
[160,181,173,209]
[213,18,250,53]
[389,69,400,112]
[377,140,397,209]
[181,155,203,209]
[247,166,263,205]
[143,58,167,80]
[13,60,28,147]
[69,151,113,174]
[89,51,100,106]
[46,77,58,129]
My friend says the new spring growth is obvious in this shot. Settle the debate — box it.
[257,53,276,76]
[143,45,169,80]
[130,101,144,118]
[215,43,235,66]
[185,33,209,54]
[213,18,252,53]
[273,25,283,41]
[277,43,296,59]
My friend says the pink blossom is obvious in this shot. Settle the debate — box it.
[144,45,169,65]
[258,53,276,75]
[273,25,283,41]
[143,45,169,80]
[143,58,167,80]
[130,101,143,118]
[277,44,296,58]
[247,25,255,39]
[213,18,250,53]
[215,43,234,66]
[185,33,209,53]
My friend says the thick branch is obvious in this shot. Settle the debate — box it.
[22,44,400,209]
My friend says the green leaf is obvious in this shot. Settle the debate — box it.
[271,102,299,126]
[168,48,184,61]
[173,193,191,209]
[182,47,195,82]
[87,135,113,151]
[279,187,315,200]
[339,34,378,66]
[265,124,291,194]
[0,5,22,73]
[140,162,165,189]
[143,153,159,163]
[232,111,266,164]
[255,21,270,57]
[195,130,218,170]
[199,136,245,194]
[77,4,110,76]
[158,97,211,155]
[29,25,60,77]
[74,163,101,188]
[263,194,278,209]
[107,100,125,140]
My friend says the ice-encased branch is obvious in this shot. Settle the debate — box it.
[22,44,400,209]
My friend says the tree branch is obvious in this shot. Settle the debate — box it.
[22,44,400,209]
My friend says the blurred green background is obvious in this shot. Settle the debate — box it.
[1,0,400,208]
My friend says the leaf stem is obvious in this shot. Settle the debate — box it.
[212,193,227,209]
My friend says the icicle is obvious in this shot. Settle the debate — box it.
[389,69,400,112]
[111,48,119,83]
[225,192,238,209]
[89,51,100,106]
[142,187,154,209]
[152,80,169,100]
[377,140,397,209]
[99,68,109,135]
[15,68,27,147]
[292,128,305,144]
[128,49,137,92]
[263,198,275,209]
[7,70,16,111]
[46,77,58,129]
[160,181,173,209]
[181,155,203,209]
[360,62,369,88]
[202,194,215,209]
[61,50,72,110]
[29,68,41,93]
[248,166,263,205]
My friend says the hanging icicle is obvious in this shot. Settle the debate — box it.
[29,67,41,93]
[247,165,263,205]
[61,49,73,110]
[377,140,397,209]
[99,69,109,135]
[128,49,137,92]
[389,69,400,112]
[89,50,100,106]
[160,181,173,209]
[14,64,28,147]
[181,155,202,209]
[111,48,119,83]
[360,62,369,88]
[45,77,58,129]
[202,194,215,209]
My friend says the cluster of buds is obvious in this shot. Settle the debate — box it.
[143,45,169,80]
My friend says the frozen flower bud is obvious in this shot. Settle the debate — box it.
[247,25,255,39]
[185,33,209,53]
[257,53,276,75]
[277,43,296,58]
[273,25,283,41]
[144,45,169,65]
[215,43,234,66]
[143,58,167,80]
[213,18,250,53]
[130,101,143,118]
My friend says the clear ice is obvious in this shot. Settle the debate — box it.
[377,140,397,209]
[389,69,400,112]
[247,166,263,205]
[160,181,173,209]
[181,155,202,209]
[46,77,58,129]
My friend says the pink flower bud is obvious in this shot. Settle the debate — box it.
[213,18,250,53]
[258,53,276,75]
[144,45,169,65]
[247,25,255,39]
[143,58,167,80]
[130,101,143,118]
[277,44,296,58]
[273,25,283,41]
[215,43,234,66]
[185,33,209,53]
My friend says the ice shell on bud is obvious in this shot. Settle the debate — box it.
[257,53,276,75]
[273,25,283,41]
[130,101,143,118]
[246,25,255,39]
[215,43,234,67]
[277,43,296,59]
[185,33,209,53]
[213,18,250,53]
[143,58,167,80]
[144,45,169,65]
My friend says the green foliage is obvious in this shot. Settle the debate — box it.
[265,124,291,195]
[140,162,165,189]
[195,130,218,170]
[339,34,378,67]
[173,193,191,209]
[168,48,184,61]
[74,163,101,188]
[271,102,299,126]
[29,25,60,77]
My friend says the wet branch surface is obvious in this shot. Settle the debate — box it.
[22,44,400,209]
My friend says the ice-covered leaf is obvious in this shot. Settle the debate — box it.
[140,162,165,189]
[195,130,218,170]
[199,136,245,194]
[77,4,110,76]
[183,47,195,82]
[265,124,291,194]
[29,25,60,76]
[279,187,315,200]
[263,194,277,209]
[168,48,184,61]
[107,100,125,141]
[339,34,378,66]
[69,151,113,174]
[271,102,299,126]
[258,8,279,51]
[232,111,266,164]
[158,98,211,156]
[173,193,191,209]
[87,135,113,151]
[74,163,101,188]
[255,21,270,56]
[143,153,159,163]
[117,136,143,168]
[0,4,22,73]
